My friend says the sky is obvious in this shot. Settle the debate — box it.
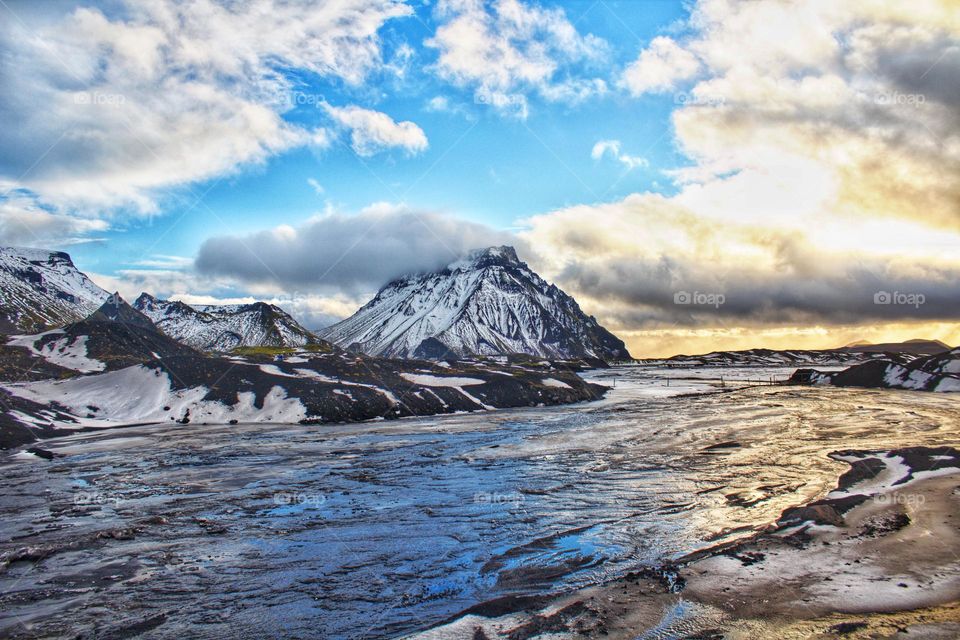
[1,0,958,357]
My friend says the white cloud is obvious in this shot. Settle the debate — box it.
[590,140,648,170]
[170,292,363,330]
[0,0,411,233]
[307,178,325,196]
[0,188,109,246]
[132,255,193,269]
[522,0,960,355]
[427,96,452,112]
[323,103,429,157]
[621,36,701,96]
[426,0,608,117]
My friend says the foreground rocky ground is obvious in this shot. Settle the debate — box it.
[1,375,958,639]
[414,446,960,639]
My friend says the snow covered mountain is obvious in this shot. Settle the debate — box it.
[0,246,109,333]
[643,347,894,368]
[318,246,631,361]
[791,347,959,392]
[2,322,606,449]
[4,293,199,376]
[134,293,323,352]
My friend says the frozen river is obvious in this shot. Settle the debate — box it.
[1,366,957,638]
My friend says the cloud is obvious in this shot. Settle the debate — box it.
[424,95,477,120]
[590,140,648,170]
[89,267,359,330]
[426,96,452,112]
[171,293,362,330]
[194,203,519,293]
[522,193,960,331]
[323,103,428,156]
[621,36,700,95]
[307,178,325,196]
[0,188,108,246]
[426,0,608,117]
[0,0,411,232]
[520,0,960,355]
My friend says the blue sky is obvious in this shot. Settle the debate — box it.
[2,0,958,355]
[59,0,690,274]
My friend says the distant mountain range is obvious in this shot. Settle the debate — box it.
[791,347,960,392]
[319,246,631,362]
[0,245,631,363]
[0,243,955,451]
[134,293,319,352]
[840,339,951,356]
[0,292,607,449]
[649,340,953,368]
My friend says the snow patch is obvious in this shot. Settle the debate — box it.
[3,365,310,427]
[399,373,485,387]
[259,364,298,378]
[8,331,105,373]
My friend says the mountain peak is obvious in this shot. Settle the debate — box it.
[89,293,157,330]
[320,247,630,361]
[135,294,324,352]
[0,245,109,333]
[466,245,520,265]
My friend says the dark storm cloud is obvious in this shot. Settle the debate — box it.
[551,256,960,330]
[194,207,521,293]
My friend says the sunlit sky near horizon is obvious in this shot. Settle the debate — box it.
[1,0,958,357]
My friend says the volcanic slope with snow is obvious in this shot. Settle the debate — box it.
[0,247,108,334]
[319,246,630,362]
[796,347,960,392]
[135,293,321,352]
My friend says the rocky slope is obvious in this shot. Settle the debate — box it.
[2,293,200,378]
[319,246,630,362]
[644,347,902,368]
[0,246,108,334]
[0,296,608,448]
[134,293,322,352]
[789,347,960,392]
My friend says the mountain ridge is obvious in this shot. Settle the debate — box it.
[319,246,630,362]
[0,246,109,334]
[134,293,324,352]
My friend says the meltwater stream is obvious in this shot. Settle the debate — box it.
[1,366,958,639]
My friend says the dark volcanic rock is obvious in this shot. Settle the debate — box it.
[788,347,959,392]
[0,349,607,448]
